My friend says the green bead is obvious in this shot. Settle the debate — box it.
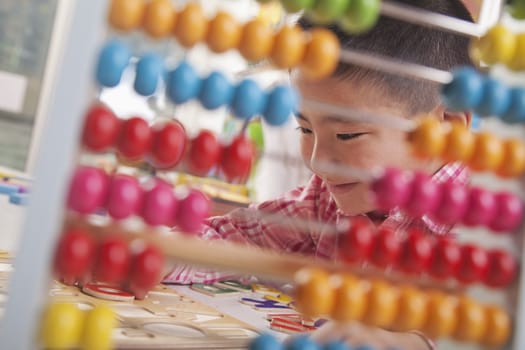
[339,0,381,34]
[258,0,275,3]
[281,0,315,13]
[308,0,350,24]
[510,3,525,19]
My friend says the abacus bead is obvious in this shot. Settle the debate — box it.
[339,0,381,34]
[82,305,116,350]
[363,280,399,328]
[249,334,283,350]
[141,179,177,226]
[394,286,428,331]
[498,138,525,177]
[82,105,121,152]
[430,238,461,279]
[443,122,475,162]
[399,229,434,274]
[371,228,401,268]
[54,228,96,285]
[511,2,525,19]
[188,130,222,176]
[239,19,274,61]
[93,236,131,284]
[407,117,446,158]
[370,167,411,211]
[96,40,131,87]
[173,3,208,48]
[143,0,176,38]
[134,53,164,96]
[432,181,469,224]
[294,268,337,317]
[462,187,497,227]
[199,71,234,110]
[220,135,255,182]
[332,275,368,322]
[476,78,511,117]
[40,303,84,349]
[501,88,525,124]
[128,244,165,299]
[423,292,458,338]
[167,61,202,104]
[469,132,504,172]
[231,79,267,120]
[474,25,516,65]
[281,0,315,13]
[489,192,524,232]
[508,33,525,70]
[206,12,242,53]
[308,0,349,24]
[454,297,487,342]
[106,174,143,220]
[148,121,187,169]
[323,341,350,350]
[301,28,340,80]
[271,26,306,69]
[483,306,511,348]
[441,67,484,111]
[485,250,517,288]
[108,0,145,31]
[264,85,298,126]
[457,244,489,284]
[67,166,110,214]
[404,172,441,217]
[117,117,153,161]
[339,217,375,263]
[176,189,210,233]
[287,335,321,350]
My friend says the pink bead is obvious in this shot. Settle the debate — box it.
[432,181,468,225]
[67,166,109,214]
[370,167,411,212]
[489,192,524,232]
[176,189,210,233]
[106,174,143,220]
[404,171,441,217]
[463,187,497,227]
[141,179,178,226]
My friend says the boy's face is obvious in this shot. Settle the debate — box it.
[295,76,435,215]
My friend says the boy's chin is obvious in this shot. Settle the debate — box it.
[333,197,373,217]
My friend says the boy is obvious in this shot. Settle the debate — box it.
[165,0,473,348]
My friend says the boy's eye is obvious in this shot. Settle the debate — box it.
[296,126,312,135]
[336,133,368,141]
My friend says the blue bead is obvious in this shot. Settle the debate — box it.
[441,67,484,111]
[167,61,202,104]
[199,71,234,110]
[286,335,321,350]
[264,85,299,126]
[354,345,374,350]
[471,113,481,130]
[134,53,165,96]
[323,340,351,350]
[96,40,131,87]
[231,79,267,120]
[249,334,283,350]
[476,78,511,117]
[502,87,525,124]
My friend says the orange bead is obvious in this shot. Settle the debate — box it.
[293,268,337,317]
[206,12,242,53]
[174,3,208,48]
[443,122,475,162]
[423,292,458,338]
[498,138,525,177]
[143,0,176,38]
[408,117,446,159]
[363,280,399,328]
[301,28,341,80]
[469,132,504,172]
[483,306,511,348]
[331,275,368,322]
[271,26,306,69]
[454,297,487,343]
[108,0,145,31]
[239,19,274,61]
[394,286,428,332]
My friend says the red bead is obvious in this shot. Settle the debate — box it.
[54,227,96,285]
[430,238,461,279]
[106,174,143,220]
[148,121,187,169]
[176,189,210,232]
[370,167,411,212]
[457,244,489,284]
[81,104,121,152]
[141,178,178,226]
[432,181,468,225]
[339,216,375,263]
[128,244,164,299]
[463,187,497,227]
[404,172,441,217]
[399,228,434,274]
[116,117,152,161]
[220,135,255,182]
[489,192,524,232]
[67,166,110,214]
[485,250,517,288]
[371,227,401,268]
[187,130,222,176]
[93,235,131,284]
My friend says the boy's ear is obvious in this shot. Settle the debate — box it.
[431,105,472,127]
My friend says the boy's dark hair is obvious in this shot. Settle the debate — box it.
[299,0,474,115]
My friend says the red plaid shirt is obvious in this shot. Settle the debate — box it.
[164,162,469,284]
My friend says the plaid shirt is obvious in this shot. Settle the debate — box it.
[164,162,469,284]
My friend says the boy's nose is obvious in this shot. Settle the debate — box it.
[310,144,340,177]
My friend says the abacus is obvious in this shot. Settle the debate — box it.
[1,1,524,350]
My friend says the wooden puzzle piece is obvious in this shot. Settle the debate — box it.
[190,283,240,297]
[214,280,253,292]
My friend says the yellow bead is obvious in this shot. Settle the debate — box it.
[423,292,458,338]
[498,138,525,177]
[174,3,208,48]
[454,297,487,343]
[81,305,117,350]
[482,306,511,348]
[443,122,475,162]
[331,275,368,322]
[293,268,337,317]
[271,25,306,69]
[40,303,84,349]
[393,286,428,332]
[508,33,525,71]
[143,0,176,38]
[408,117,446,159]
[239,19,274,61]
[108,0,145,31]
[301,28,341,80]
[471,25,517,65]
[206,12,242,54]
[469,132,504,172]
[363,280,399,328]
